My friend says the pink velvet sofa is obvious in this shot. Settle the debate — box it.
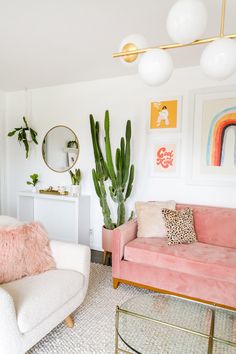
[112,204,236,310]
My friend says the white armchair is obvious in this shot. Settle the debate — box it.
[0,239,91,354]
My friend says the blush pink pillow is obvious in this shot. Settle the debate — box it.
[0,222,55,284]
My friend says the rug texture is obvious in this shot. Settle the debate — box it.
[28,263,235,354]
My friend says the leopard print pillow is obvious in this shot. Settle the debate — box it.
[162,208,197,245]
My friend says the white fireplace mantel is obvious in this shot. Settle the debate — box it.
[17,191,90,246]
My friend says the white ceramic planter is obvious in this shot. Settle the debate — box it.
[70,184,80,197]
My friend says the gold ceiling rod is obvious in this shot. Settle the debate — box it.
[113,0,234,60]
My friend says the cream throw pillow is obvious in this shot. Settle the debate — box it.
[135,201,176,238]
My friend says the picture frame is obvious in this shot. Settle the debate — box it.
[149,96,182,132]
[149,138,181,178]
[190,86,236,186]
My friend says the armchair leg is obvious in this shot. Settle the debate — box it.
[113,278,119,289]
[65,315,74,328]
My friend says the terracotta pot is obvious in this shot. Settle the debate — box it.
[102,226,115,253]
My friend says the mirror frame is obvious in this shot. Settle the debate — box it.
[42,125,80,173]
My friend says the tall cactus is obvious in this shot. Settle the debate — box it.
[90,110,134,229]
[104,111,134,226]
[90,114,115,230]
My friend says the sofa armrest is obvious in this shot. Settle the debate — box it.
[50,240,91,283]
[0,287,23,354]
[113,219,137,263]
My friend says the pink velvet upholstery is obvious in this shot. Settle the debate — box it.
[112,204,236,308]
[124,237,236,283]
[177,204,236,248]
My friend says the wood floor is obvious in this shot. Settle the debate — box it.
[91,249,112,266]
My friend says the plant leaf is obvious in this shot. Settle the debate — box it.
[8,130,16,137]
[23,116,28,129]
[30,128,38,144]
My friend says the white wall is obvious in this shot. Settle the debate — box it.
[0,91,6,213]
[4,67,236,250]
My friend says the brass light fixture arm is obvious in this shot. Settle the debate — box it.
[113,0,233,60]
[220,0,226,37]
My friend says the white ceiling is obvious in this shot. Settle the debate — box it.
[0,0,235,91]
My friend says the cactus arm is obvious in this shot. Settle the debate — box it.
[99,180,115,230]
[104,111,117,187]
[116,188,125,226]
[95,122,108,180]
[90,115,100,163]
[109,186,117,203]
[123,120,131,187]
[120,137,125,183]
[115,148,123,187]
[90,115,108,180]
[92,169,101,198]
[125,165,134,200]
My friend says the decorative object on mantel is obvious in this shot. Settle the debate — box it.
[26,173,39,193]
[8,116,38,158]
[69,168,81,196]
[90,111,134,263]
[39,186,69,196]
[113,0,236,85]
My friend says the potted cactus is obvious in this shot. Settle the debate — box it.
[69,168,81,196]
[90,111,134,254]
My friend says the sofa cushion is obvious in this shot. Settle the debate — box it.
[1,269,84,333]
[162,208,197,245]
[135,200,176,238]
[124,237,236,283]
[177,204,236,249]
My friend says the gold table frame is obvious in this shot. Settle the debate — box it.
[115,296,236,354]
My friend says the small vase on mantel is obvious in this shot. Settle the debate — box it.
[31,186,37,193]
[69,168,81,197]
[70,184,80,197]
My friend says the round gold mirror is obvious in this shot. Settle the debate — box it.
[42,125,79,173]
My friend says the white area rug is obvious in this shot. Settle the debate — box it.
[29,263,235,354]
[29,263,149,354]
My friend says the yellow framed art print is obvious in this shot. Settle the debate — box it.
[150,97,182,131]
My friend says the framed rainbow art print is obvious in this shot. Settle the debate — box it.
[191,86,236,185]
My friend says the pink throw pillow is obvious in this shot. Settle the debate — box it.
[0,222,56,284]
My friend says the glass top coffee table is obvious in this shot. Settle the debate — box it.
[115,294,236,354]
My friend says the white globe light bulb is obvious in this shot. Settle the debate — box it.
[138,49,173,86]
[200,38,236,80]
[167,0,208,44]
[119,34,147,66]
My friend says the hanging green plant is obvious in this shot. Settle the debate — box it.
[8,116,38,158]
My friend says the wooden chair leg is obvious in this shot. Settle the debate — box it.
[113,278,119,289]
[65,315,74,328]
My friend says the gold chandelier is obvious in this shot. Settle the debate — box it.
[113,0,236,85]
